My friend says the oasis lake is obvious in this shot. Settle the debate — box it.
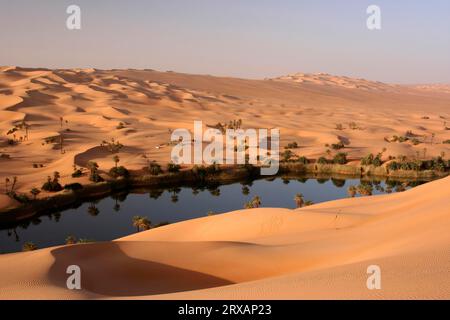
[0,176,429,253]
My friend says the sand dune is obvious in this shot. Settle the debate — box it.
[0,67,449,299]
[1,67,450,201]
[0,175,448,299]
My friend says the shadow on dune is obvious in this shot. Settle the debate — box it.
[48,243,234,297]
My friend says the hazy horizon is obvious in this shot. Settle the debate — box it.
[1,0,449,84]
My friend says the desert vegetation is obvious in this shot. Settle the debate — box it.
[41,172,63,192]
[244,196,261,209]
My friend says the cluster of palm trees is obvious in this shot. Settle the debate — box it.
[347,185,373,197]
[6,120,30,143]
[242,194,314,210]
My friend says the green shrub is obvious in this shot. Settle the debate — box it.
[71,169,83,178]
[333,152,348,165]
[281,150,294,162]
[285,142,299,149]
[13,193,31,204]
[148,161,163,175]
[167,162,181,173]
[297,156,309,164]
[357,184,373,196]
[42,172,63,192]
[361,154,374,166]
[22,242,38,251]
[317,157,329,164]
[331,142,345,150]
[109,166,130,178]
[206,162,220,174]
[87,161,103,182]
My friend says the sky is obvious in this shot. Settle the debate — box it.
[0,0,449,83]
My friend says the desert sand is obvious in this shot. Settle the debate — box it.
[1,67,450,204]
[0,67,449,299]
[0,175,448,299]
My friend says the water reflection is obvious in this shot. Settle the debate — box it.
[0,176,431,254]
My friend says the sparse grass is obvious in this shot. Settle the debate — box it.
[101,138,124,154]
[285,142,299,149]
[348,122,361,130]
[22,242,38,252]
[209,119,243,134]
[331,142,345,150]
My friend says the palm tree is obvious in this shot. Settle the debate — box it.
[30,188,41,200]
[251,196,261,208]
[113,155,120,168]
[87,161,102,182]
[139,217,151,231]
[347,186,357,198]
[88,203,100,216]
[294,193,304,208]
[132,216,152,232]
[241,186,250,195]
[10,176,18,193]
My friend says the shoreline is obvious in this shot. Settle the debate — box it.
[1,162,447,225]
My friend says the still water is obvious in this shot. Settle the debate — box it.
[0,177,424,253]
